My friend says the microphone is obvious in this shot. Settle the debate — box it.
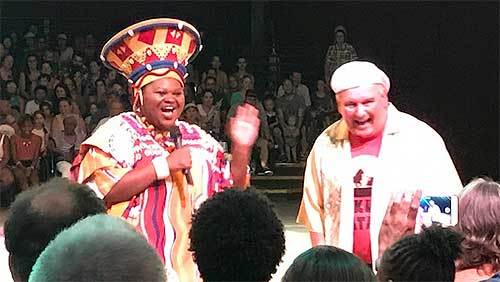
[169,126,194,185]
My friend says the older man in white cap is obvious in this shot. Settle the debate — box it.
[297,61,462,267]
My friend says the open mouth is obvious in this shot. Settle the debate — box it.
[354,119,371,127]
[161,106,176,118]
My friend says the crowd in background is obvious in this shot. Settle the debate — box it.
[0,19,341,205]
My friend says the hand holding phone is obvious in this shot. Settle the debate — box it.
[415,195,458,233]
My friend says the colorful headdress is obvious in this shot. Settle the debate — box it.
[100,18,202,109]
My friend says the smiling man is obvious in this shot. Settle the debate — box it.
[297,61,462,267]
[70,18,260,282]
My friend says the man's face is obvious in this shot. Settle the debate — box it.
[6,82,17,94]
[283,80,293,94]
[336,85,389,140]
[211,56,221,69]
[237,58,247,70]
[335,31,345,44]
[291,72,301,86]
[96,81,106,94]
[141,77,185,131]
[3,55,14,69]
[72,55,83,67]
[229,76,238,89]
[205,78,216,91]
[27,56,37,69]
[43,50,54,62]
[35,89,46,101]
[59,101,72,115]
[63,117,77,133]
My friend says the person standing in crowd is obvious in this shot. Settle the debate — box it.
[324,25,358,87]
[297,61,462,267]
[70,18,260,282]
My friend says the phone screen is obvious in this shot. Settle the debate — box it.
[417,196,458,231]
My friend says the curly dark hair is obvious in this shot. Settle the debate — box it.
[3,177,106,281]
[282,245,375,282]
[189,188,286,282]
[456,177,500,271]
[377,224,464,282]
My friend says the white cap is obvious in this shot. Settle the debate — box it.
[330,61,390,94]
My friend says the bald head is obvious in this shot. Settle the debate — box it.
[3,178,106,281]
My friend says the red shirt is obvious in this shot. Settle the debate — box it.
[350,133,382,264]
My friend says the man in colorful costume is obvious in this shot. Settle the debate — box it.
[70,18,260,282]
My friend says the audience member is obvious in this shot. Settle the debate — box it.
[276,79,306,161]
[233,57,254,85]
[197,90,221,137]
[10,115,41,190]
[324,25,358,85]
[3,177,106,282]
[190,188,285,281]
[17,54,40,99]
[50,114,85,178]
[24,85,50,115]
[201,56,228,91]
[0,132,15,207]
[454,177,500,282]
[282,245,375,282]
[5,81,25,114]
[29,214,166,282]
[377,225,463,282]
[181,102,201,125]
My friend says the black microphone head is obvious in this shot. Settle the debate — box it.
[169,126,181,138]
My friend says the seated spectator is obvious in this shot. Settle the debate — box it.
[197,90,221,137]
[221,74,241,123]
[39,101,53,134]
[196,76,222,104]
[189,188,285,281]
[377,225,463,282]
[282,245,375,282]
[84,103,99,133]
[181,103,201,125]
[232,57,254,85]
[0,99,20,126]
[0,132,15,207]
[0,55,15,90]
[10,114,41,190]
[3,177,106,282]
[31,110,48,154]
[52,84,80,115]
[230,75,253,107]
[277,71,311,108]
[263,95,284,161]
[3,114,19,135]
[29,214,166,282]
[276,79,307,161]
[50,115,85,178]
[227,90,273,175]
[201,56,229,91]
[92,100,124,134]
[50,97,86,138]
[4,81,25,114]
[18,54,40,99]
[24,85,50,115]
[455,177,500,282]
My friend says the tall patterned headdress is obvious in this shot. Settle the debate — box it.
[100,18,202,110]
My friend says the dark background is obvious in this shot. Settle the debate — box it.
[1,1,498,184]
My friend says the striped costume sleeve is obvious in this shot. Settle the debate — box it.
[78,147,132,216]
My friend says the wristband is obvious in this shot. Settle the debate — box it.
[152,156,170,180]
